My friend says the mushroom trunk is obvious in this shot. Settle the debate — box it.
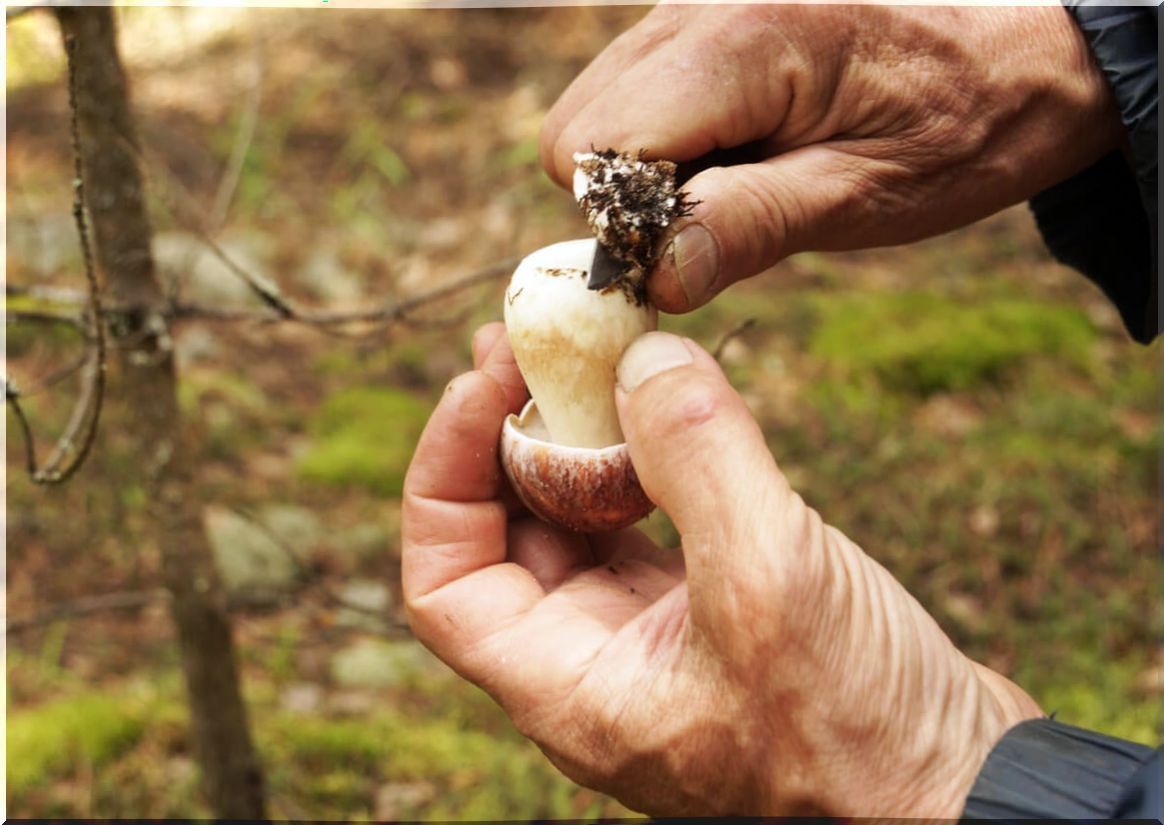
[503,238,657,449]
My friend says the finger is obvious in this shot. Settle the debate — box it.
[477,327,532,517]
[589,527,686,583]
[541,7,796,187]
[539,6,684,186]
[402,371,513,600]
[505,517,594,592]
[647,145,939,312]
[478,326,528,415]
[471,322,506,370]
[402,371,547,671]
[614,332,804,632]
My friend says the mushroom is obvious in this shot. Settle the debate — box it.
[499,238,657,533]
[498,149,690,533]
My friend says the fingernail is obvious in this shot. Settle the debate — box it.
[663,223,718,308]
[617,331,693,393]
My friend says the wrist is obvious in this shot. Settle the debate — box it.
[1007,5,1125,185]
[926,663,1044,817]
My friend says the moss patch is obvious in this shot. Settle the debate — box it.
[9,691,150,797]
[296,386,431,496]
[259,702,621,820]
[810,292,1096,394]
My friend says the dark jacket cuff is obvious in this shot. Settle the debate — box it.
[1028,4,1158,344]
[962,717,1156,819]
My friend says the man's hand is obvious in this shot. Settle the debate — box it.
[540,5,1122,313]
[402,324,1042,816]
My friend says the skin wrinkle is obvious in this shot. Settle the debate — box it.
[709,164,794,271]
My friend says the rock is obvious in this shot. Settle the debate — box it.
[154,230,272,307]
[8,214,80,277]
[340,522,394,560]
[294,244,364,304]
[329,638,439,689]
[334,579,394,633]
[256,504,323,559]
[173,326,221,369]
[280,682,323,715]
[203,505,303,598]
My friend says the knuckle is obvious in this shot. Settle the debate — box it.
[639,371,723,439]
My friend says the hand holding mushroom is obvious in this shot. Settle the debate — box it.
[401,324,1042,816]
[539,4,1123,313]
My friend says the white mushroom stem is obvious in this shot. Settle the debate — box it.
[503,238,657,449]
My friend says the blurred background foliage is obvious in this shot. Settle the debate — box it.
[6,5,1160,819]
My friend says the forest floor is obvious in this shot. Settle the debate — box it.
[7,6,1161,819]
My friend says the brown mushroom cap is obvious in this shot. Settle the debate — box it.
[500,400,655,533]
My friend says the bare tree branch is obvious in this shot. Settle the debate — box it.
[712,317,758,362]
[5,32,108,486]
[7,255,516,332]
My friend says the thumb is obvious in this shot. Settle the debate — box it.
[614,331,806,631]
[647,145,905,313]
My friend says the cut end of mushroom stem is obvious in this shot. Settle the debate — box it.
[503,238,657,449]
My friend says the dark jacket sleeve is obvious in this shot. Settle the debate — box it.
[964,9,1161,819]
[962,718,1162,819]
[1028,4,1158,343]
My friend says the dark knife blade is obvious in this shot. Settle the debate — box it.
[587,242,626,291]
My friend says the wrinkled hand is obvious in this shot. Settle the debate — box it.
[401,324,1041,816]
[541,5,1122,313]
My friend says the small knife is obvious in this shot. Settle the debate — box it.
[587,242,627,291]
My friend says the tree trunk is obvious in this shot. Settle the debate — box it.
[54,8,267,818]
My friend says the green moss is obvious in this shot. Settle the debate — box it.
[810,292,1096,394]
[1018,650,1162,746]
[296,386,431,495]
[259,702,614,819]
[8,692,149,797]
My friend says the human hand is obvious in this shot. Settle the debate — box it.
[401,323,1042,816]
[540,5,1122,313]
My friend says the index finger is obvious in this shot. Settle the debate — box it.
[541,6,794,187]
[400,370,544,659]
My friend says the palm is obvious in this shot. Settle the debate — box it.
[486,520,689,718]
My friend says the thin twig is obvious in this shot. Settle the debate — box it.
[712,317,757,362]
[5,587,302,635]
[11,349,92,396]
[6,589,167,634]
[117,113,511,336]
[5,379,40,478]
[234,506,412,637]
[207,42,264,234]
[5,33,108,486]
[8,255,515,332]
